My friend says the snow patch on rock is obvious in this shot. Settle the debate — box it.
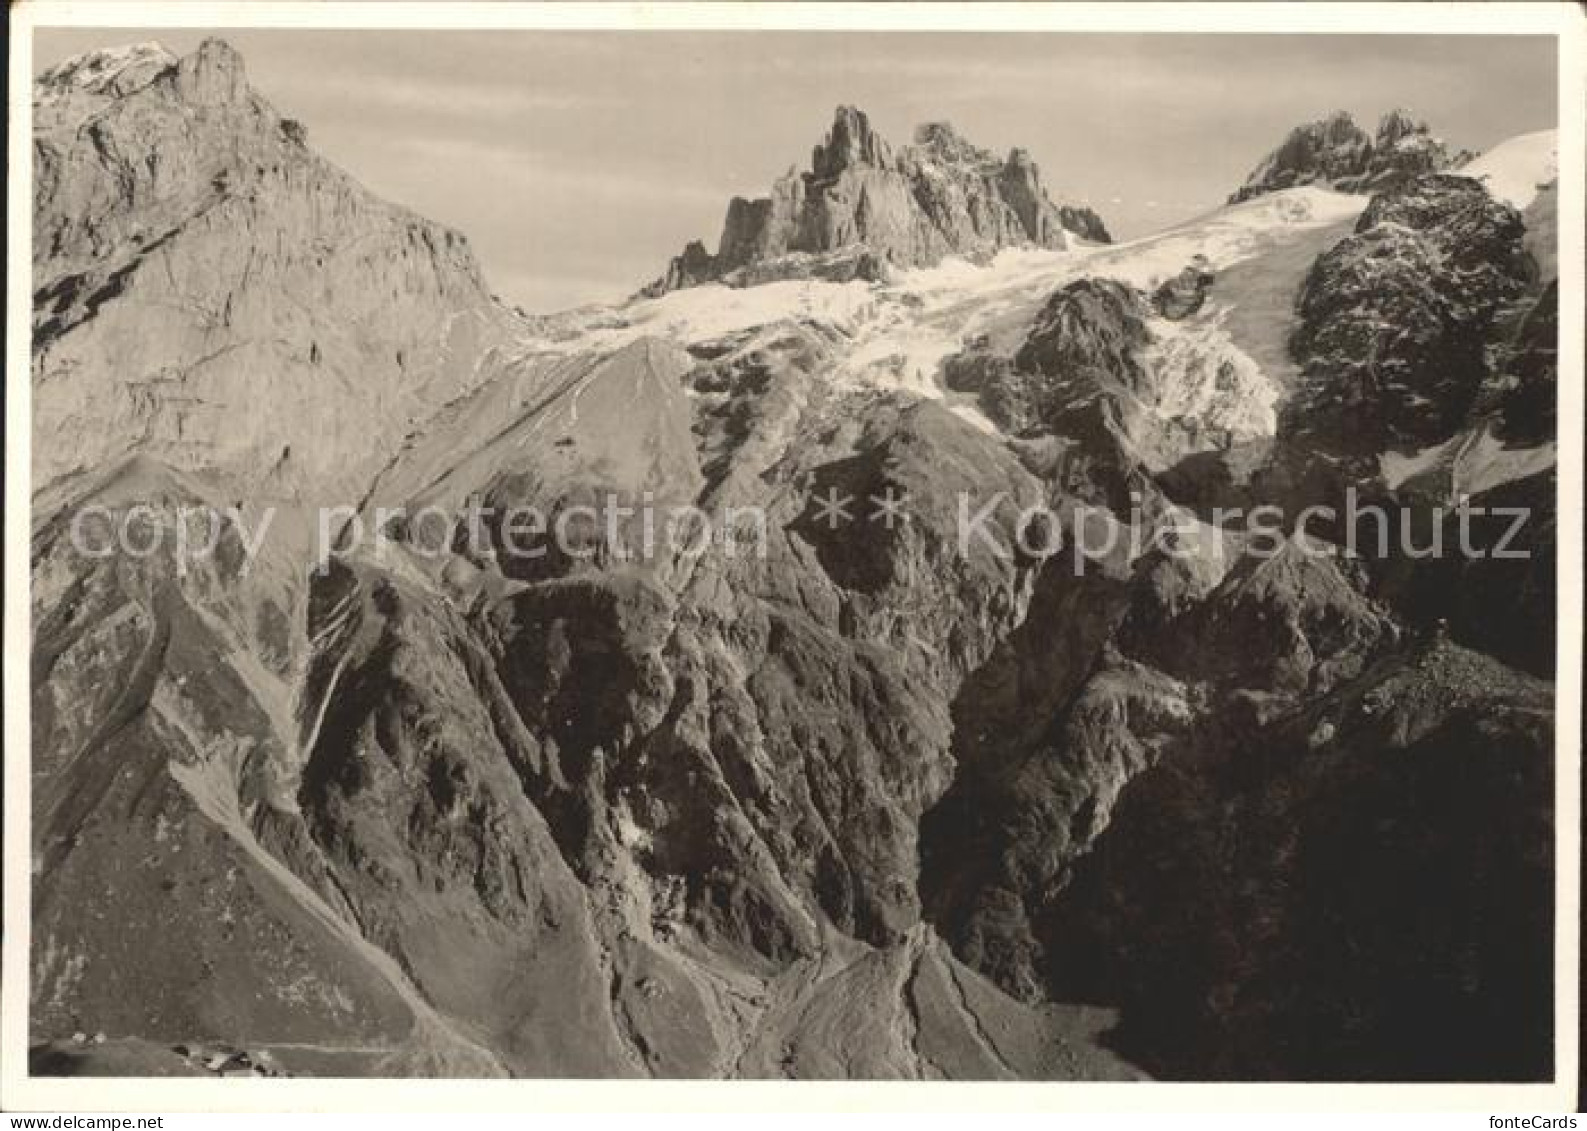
[1462,130,1558,210]
[1379,420,1557,495]
[35,42,176,98]
[1140,310,1281,438]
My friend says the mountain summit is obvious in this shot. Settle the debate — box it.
[642,105,1110,295]
[32,38,510,499]
[1230,109,1468,203]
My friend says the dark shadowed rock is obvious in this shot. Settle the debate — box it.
[1046,641,1553,1081]
[1284,174,1529,454]
[1150,255,1214,320]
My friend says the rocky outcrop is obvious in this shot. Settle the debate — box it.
[642,108,1109,295]
[1150,255,1214,320]
[296,560,639,1075]
[1284,174,1530,454]
[1497,280,1558,445]
[647,240,717,294]
[943,274,1281,505]
[28,482,425,1072]
[1230,109,1467,204]
[1045,639,1553,1080]
[174,36,248,104]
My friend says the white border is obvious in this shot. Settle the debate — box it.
[4,0,1583,1113]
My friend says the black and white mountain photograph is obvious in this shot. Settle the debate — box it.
[4,2,1581,1110]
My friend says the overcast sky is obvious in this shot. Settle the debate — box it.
[35,29,1559,313]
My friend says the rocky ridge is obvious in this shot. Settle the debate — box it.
[1230,109,1470,204]
[1285,173,1532,453]
[643,107,1110,296]
[33,38,515,502]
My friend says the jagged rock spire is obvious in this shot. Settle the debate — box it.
[812,105,894,178]
[174,37,247,104]
[642,104,1110,296]
[1230,108,1462,203]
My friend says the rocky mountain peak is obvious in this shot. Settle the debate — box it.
[174,36,248,105]
[36,41,177,99]
[1377,107,1421,145]
[813,104,895,178]
[1230,108,1461,203]
[912,120,994,167]
[642,105,1109,296]
[37,38,250,108]
[31,36,505,498]
[1321,107,1363,133]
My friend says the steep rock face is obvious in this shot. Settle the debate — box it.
[646,240,718,294]
[1380,468,1555,679]
[1045,640,1553,1080]
[361,336,706,584]
[1363,276,1559,681]
[1176,536,1395,696]
[1230,109,1464,204]
[919,561,1172,1000]
[464,398,1052,962]
[921,521,1400,1004]
[1170,160,1550,532]
[643,108,1109,295]
[919,142,1554,1057]
[1497,280,1558,445]
[1150,255,1214,320]
[28,483,431,1074]
[32,38,514,501]
[1284,174,1529,455]
[295,561,639,1075]
[1175,161,1555,680]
